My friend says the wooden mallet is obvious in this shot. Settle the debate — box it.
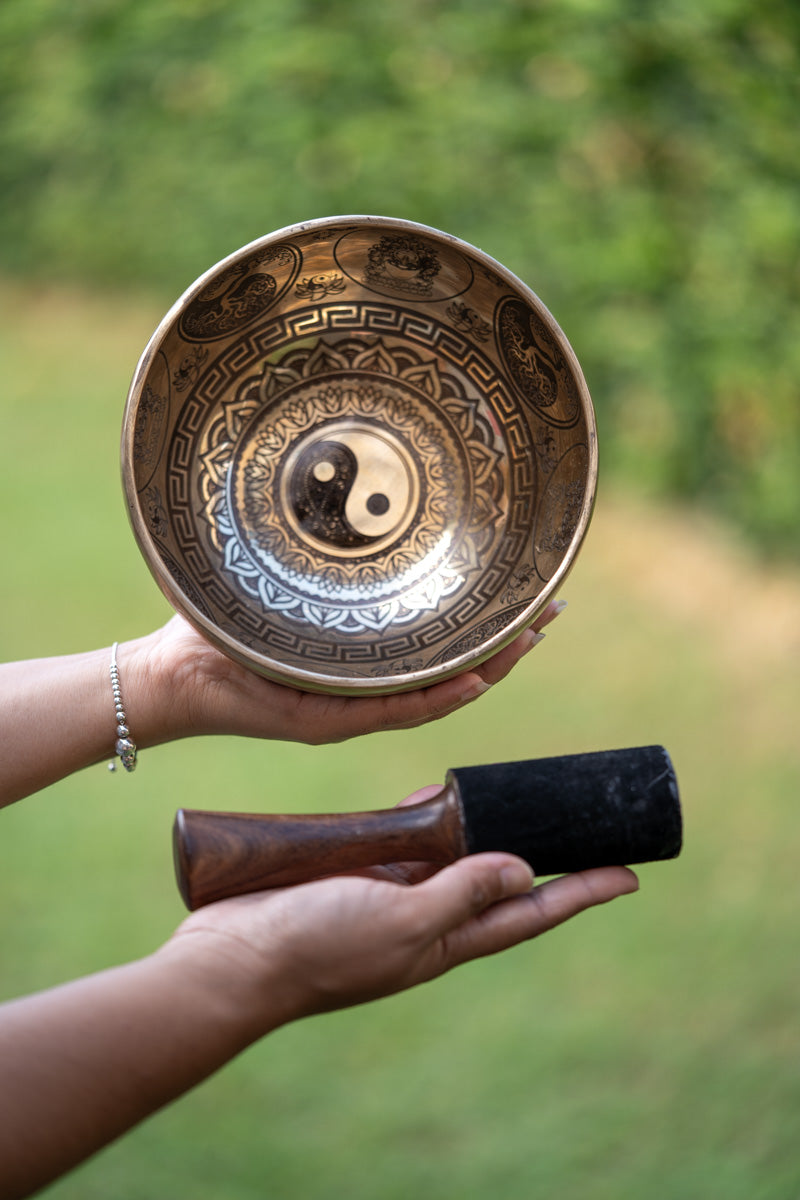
[173,744,682,910]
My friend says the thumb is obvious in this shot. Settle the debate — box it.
[413,853,535,939]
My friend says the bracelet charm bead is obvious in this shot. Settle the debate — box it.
[108,642,137,773]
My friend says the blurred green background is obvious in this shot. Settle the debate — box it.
[1,2,799,1197]
[2,0,798,555]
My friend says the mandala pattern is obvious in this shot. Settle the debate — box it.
[194,335,505,636]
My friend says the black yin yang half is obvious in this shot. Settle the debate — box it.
[283,423,419,557]
[290,439,379,548]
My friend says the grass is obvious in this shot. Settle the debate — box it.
[1,278,799,1198]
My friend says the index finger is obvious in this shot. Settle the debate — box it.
[437,865,640,971]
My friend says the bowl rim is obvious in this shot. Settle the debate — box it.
[121,214,597,694]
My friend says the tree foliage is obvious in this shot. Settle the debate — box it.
[1,0,797,555]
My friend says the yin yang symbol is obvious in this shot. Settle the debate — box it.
[282,423,419,557]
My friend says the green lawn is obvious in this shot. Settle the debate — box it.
[1,279,799,1199]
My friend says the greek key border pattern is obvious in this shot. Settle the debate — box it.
[162,303,537,666]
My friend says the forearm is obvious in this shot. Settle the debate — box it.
[0,856,637,1196]
[0,941,270,1198]
[0,603,563,805]
[0,633,190,806]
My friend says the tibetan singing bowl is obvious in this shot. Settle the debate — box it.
[122,216,597,695]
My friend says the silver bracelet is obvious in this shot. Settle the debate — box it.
[108,642,137,773]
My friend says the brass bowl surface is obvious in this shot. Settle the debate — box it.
[122,216,597,694]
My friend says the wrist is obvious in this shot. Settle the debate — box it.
[158,920,294,1047]
[113,625,197,751]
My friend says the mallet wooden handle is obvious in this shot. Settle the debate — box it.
[173,745,682,910]
[173,789,466,910]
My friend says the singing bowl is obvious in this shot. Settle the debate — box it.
[121,216,597,695]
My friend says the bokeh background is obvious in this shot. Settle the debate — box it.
[1,2,799,1197]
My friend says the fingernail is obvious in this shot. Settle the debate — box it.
[518,629,546,656]
[537,598,567,629]
[462,679,492,702]
[500,862,535,893]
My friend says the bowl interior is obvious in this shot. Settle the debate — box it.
[122,217,596,694]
